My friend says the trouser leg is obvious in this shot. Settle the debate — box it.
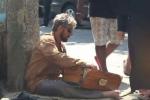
[36,80,107,99]
[128,16,150,92]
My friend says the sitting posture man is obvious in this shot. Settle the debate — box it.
[25,13,119,99]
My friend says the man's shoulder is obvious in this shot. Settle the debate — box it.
[40,33,54,42]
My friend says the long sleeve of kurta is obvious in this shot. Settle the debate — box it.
[38,34,86,68]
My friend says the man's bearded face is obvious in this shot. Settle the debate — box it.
[60,27,72,42]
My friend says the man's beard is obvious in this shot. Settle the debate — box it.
[61,36,68,42]
[62,38,68,42]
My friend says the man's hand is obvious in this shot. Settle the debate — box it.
[116,31,125,41]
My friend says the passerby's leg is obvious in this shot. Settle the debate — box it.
[90,17,110,71]
[129,17,150,92]
[43,0,52,26]
[35,80,119,99]
[107,19,122,56]
[95,43,118,69]
[95,45,107,71]
[95,42,118,71]
[76,0,84,25]
[106,41,119,56]
[0,81,4,99]
[0,88,3,99]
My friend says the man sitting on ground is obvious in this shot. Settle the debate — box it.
[25,13,119,99]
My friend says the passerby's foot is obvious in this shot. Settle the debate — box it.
[0,81,8,99]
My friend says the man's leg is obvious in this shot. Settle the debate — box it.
[35,80,119,99]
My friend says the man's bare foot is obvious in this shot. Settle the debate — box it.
[102,90,120,99]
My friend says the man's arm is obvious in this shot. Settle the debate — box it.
[39,41,87,68]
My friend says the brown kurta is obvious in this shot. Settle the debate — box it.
[25,33,86,92]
